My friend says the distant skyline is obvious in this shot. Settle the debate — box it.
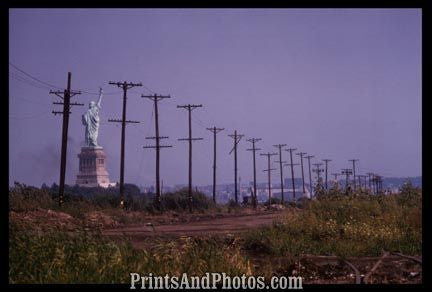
[9,9,422,187]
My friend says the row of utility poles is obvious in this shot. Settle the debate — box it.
[51,73,384,210]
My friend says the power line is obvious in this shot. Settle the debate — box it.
[10,72,53,91]
[10,62,125,95]
[10,62,64,90]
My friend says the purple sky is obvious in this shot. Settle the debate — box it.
[9,9,422,188]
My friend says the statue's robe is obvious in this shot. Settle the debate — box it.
[82,105,100,147]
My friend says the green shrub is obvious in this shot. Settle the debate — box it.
[160,188,216,212]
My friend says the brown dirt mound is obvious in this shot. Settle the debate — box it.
[10,209,78,230]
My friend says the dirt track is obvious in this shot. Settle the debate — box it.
[103,211,282,237]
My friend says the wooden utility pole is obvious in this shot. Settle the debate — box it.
[142,94,172,207]
[273,144,287,203]
[177,104,203,212]
[372,174,382,194]
[341,168,353,191]
[108,81,142,208]
[246,138,262,209]
[357,175,367,190]
[349,159,359,190]
[228,130,244,204]
[285,148,297,200]
[377,175,383,193]
[362,176,366,190]
[322,159,332,190]
[50,72,83,207]
[296,152,307,196]
[304,155,315,197]
[312,163,324,193]
[371,174,377,194]
[161,180,164,196]
[332,173,339,180]
[366,172,374,192]
[206,126,224,203]
[355,175,361,190]
[261,152,277,206]
[331,173,340,188]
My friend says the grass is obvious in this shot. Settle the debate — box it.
[9,182,422,283]
[9,183,219,217]
[9,221,252,284]
[242,192,422,258]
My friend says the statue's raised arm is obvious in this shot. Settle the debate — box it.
[97,87,103,108]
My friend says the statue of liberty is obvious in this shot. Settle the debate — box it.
[82,87,103,147]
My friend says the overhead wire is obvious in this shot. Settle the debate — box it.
[9,62,64,90]
[9,64,388,181]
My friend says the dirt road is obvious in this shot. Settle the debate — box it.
[103,211,282,237]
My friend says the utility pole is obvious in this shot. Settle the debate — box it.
[304,155,315,197]
[228,130,244,204]
[246,138,262,209]
[373,174,382,194]
[177,104,203,212]
[285,148,298,200]
[358,175,367,190]
[331,173,340,188]
[206,126,224,203]
[356,175,366,190]
[161,180,163,197]
[378,175,383,193]
[273,144,287,204]
[142,94,172,207]
[296,152,307,196]
[348,159,359,190]
[261,152,277,206]
[50,72,83,207]
[366,172,374,192]
[370,173,375,194]
[312,163,324,194]
[341,168,353,191]
[322,159,332,190]
[108,81,142,208]
[331,173,340,181]
[371,174,377,194]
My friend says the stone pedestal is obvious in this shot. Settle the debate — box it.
[76,146,116,188]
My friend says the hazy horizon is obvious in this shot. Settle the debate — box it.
[9,9,422,188]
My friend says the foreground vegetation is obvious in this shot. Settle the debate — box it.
[9,221,251,283]
[9,182,421,283]
[243,193,421,258]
